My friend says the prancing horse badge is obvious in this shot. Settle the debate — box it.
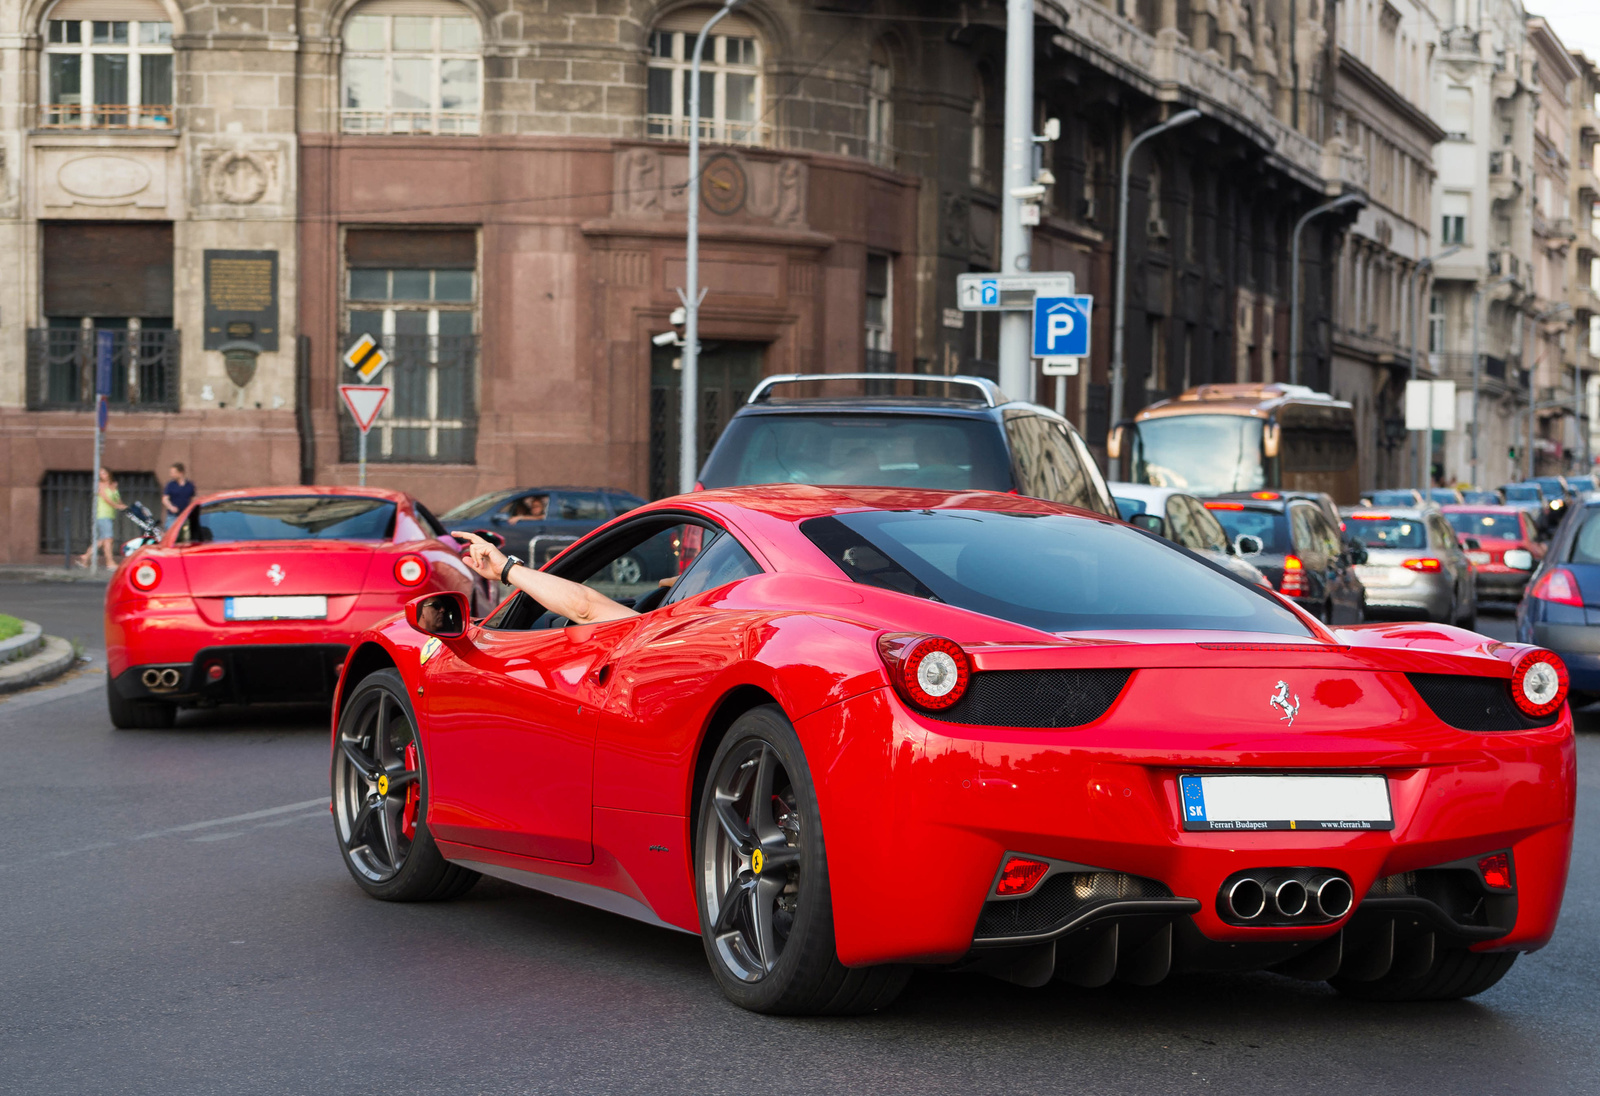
[1269,680,1300,726]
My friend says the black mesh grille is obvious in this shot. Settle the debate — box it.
[938,669,1132,727]
[975,871,1174,938]
[1407,674,1559,731]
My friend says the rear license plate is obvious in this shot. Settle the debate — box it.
[224,595,328,621]
[1179,774,1393,832]
[1469,551,1491,565]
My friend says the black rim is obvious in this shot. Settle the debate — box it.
[335,686,420,883]
[702,740,803,982]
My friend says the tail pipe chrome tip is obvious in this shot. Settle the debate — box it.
[1225,877,1266,920]
[141,668,181,690]
[1272,879,1308,918]
[1314,876,1354,919]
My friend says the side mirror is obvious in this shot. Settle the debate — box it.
[1235,534,1264,556]
[1129,513,1167,538]
[1106,424,1124,461]
[1463,537,1482,552]
[1505,548,1534,571]
[1262,421,1281,459]
[1346,537,1368,565]
[406,591,469,639]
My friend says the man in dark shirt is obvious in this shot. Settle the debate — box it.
[162,463,196,529]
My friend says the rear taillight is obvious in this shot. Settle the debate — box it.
[877,633,971,712]
[1528,567,1583,606]
[1477,852,1514,891]
[1401,558,1442,572]
[1509,648,1567,717]
[130,558,161,591]
[394,553,428,587]
[996,856,1049,896]
[1279,555,1305,596]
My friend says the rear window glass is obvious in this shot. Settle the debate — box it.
[1503,485,1541,502]
[699,414,1013,492]
[1205,506,1288,554]
[803,510,1308,636]
[188,496,396,543]
[1446,512,1521,540]
[1345,516,1426,549]
[1571,511,1600,564]
[1368,490,1417,506]
[1461,491,1501,504]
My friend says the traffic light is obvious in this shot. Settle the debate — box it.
[1509,446,1518,460]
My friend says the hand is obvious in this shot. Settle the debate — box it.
[456,531,508,582]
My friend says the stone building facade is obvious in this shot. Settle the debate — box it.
[1568,50,1599,466]
[0,0,1357,563]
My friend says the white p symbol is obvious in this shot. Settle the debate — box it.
[1047,311,1073,349]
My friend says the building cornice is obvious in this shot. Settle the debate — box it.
[1337,48,1446,146]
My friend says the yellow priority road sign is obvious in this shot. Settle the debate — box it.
[342,334,389,382]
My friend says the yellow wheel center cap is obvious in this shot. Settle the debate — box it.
[376,774,389,796]
[750,848,765,875]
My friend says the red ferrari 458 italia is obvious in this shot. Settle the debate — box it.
[106,486,480,729]
[329,486,1574,1014]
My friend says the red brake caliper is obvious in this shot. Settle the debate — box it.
[401,742,420,839]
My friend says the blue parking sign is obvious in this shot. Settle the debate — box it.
[1032,295,1092,358]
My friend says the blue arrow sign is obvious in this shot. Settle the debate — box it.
[1032,295,1093,358]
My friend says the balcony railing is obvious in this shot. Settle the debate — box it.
[38,103,175,130]
[25,328,180,411]
[340,110,481,136]
[644,114,771,148]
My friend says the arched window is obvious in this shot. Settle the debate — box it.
[341,0,482,135]
[42,0,172,129]
[646,8,766,146]
[866,50,892,167]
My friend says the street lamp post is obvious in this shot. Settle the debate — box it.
[1289,193,1363,387]
[1407,243,1461,492]
[1109,108,1200,432]
[677,0,746,494]
[997,0,1036,401]
[1469,273,1516,490]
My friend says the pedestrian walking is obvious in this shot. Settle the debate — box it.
[162,463,195,529]
[77,467,126,570]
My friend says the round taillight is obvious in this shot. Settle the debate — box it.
[130,559,161,591]
[878,633,971,711]
[394,554,428,587]
[1510,649,1567,718]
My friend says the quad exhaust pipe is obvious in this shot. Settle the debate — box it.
[141,668,181,691]
[1223,872,1354,921]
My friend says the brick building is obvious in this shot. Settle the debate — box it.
[1,0,1354,563]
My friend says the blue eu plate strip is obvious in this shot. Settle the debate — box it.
[1180,775,1207,823]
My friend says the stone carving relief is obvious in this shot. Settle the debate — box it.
[615,146,663,219]
[944,193,970,248]
[198,146,282,207]
[613,146,809,229]
[772,159,806,226]
[38,148,170,211]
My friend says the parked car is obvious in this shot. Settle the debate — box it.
[105,487,481,729]
[1518,495,1600,702]
[1111,483,1271,587]
[1342,508,1477,627]
[1441,504,1544,605]
[440,487,648,568]
[1203,497,1367,623]
[334,483,1574,1009]
[695,373,1119,518]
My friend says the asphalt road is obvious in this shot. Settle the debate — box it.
[2,582,1596,1095]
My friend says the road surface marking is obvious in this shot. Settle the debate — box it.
[1,797,328,869]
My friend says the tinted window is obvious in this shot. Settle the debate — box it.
[1503,485,1542,502]
[607,493,643,515]
[1165,495,1202,551]
[189,496,396,543]
[803,510,1309,636]
[1427,490,1460,504]
[1114,497,1147,519]
[699,414,1013,492]
[1461,491,1502,505]
[1183,497,1231,553]
[1006,414,1107,515]
[415,502,448,537]
[663,531,762,604]
[1206,506,1288,554]
[1446,512,1523,540]
[440,490,515,522]
[1344,516,1426,549]
[1570,511,1600,563]
[556,493,608,521]
[1368,490,1418,506]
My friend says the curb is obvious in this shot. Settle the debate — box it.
[0,636,78,693]
[0,620,43,663]
[0,566,111,585]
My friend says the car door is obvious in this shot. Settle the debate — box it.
[1312,510,1360,623]
[1432,513,1472,608]
[1287,503,1328,613]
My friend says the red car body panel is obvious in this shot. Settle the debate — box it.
[108,486,476,693]
[333,486,1575,968]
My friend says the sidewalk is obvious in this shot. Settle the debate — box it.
[0,565,110,585]
[0,617,79,693]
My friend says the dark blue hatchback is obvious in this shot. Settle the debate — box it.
[1517,497,1600,700]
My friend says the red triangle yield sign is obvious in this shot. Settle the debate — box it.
[339,385,390,432]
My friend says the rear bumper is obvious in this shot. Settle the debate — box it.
[113,645,348,705]
[1475,569,1531,599]
[799,684,1574,969]
[1362,579,1453,618]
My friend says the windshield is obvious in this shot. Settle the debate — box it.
[1503,485,1542,502]
[440,490,517,522]
[1368,490,1418,506]
[1132,415,1264,495]
[1531,479,1567,496]
[804,510,1308,636]
[1205,506,1288,554]
[190,496,397,543]
[1426,490,1460,504]
[699,414,1013,491]
[1461,491,1501,504]
[1345,516,1426,549]
[1446,512,1522,540]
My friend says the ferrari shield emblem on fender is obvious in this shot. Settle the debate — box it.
[267,563,286,586]
[377,774,389,796]
[420,636,442,664]
[1269,680,1300,726]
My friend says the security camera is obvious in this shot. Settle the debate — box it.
[653,331,681,347]
[669,306,687,327]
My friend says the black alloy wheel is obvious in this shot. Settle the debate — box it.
[332,669,478,901]
[696,705,908,1015]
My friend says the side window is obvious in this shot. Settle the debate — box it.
[1064,421,1118,517]
[1164,496,1199,550]
[1183,496,1230,553]
[1005,414,1096,513]
[607,492,642,516]
[662,530,763,604]
[1313,513,1342,560]
[503,493,549,523]
[558,493,608,521]
[1289,505,1318,559]
[415,502,448,537]
[484,520,695,629]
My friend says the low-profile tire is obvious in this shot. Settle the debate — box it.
[1331,947,1517,1001]
[696,704,909,1015]
[332,668,478,902]
[106,676,176,730]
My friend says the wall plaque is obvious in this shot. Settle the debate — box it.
[204,249,278,351]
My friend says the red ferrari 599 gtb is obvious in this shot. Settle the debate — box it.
[328,486,1574,1014]
[107,487,479,729]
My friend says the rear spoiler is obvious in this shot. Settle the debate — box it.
[747,373,1004,408]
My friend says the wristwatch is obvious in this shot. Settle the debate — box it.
[499,555,524,584]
